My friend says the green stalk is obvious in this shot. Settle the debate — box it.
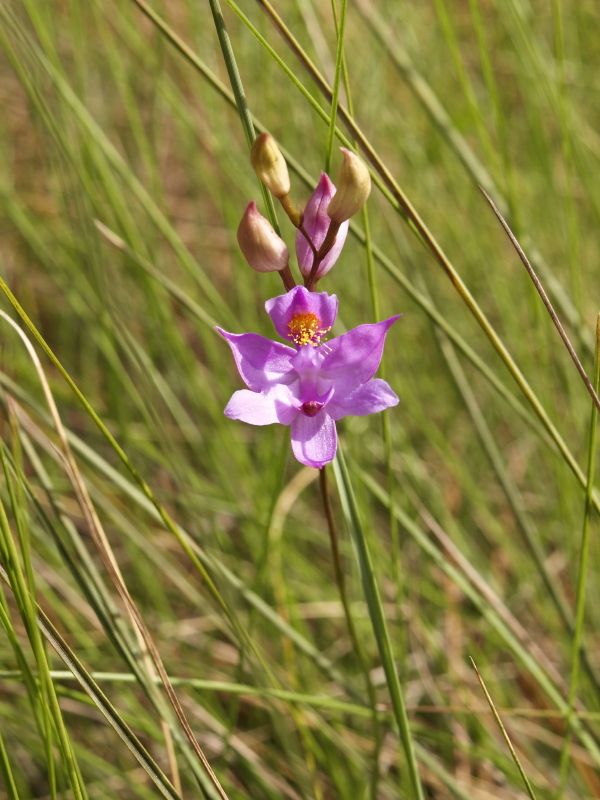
[325,0,347,174]
[206,0,280,233]
[318,465,382,774]
[0,587,43,724]
[332,446,424,800]
[0,441,57,800]
[360,203,401,662]
[0,727,19,800]
[3,668,378,715]
[471,659,537,800]
[552,0,581,313]
[558,313,600,793]
[0,482,85,800]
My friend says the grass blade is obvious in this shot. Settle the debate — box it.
[205,0,280,232]
[332,446,424,799]
[0,727,19,800]
[558,313,600,791]
[0,562,183,800]
[324,0,347,173]
[470,658,538,800]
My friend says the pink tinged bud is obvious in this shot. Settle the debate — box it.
[237,202,290,273]
[327,148,372,223]
[250,133,291,199]
[295,173,349,279]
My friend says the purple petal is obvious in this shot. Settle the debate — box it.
[265,286,338,346]
[291,342,324,373]
[326,378,399,421]
[225,385,299,426]
[218,328,295,392]
[290,412,337,468]
[295,173,349,279]
[320,316,401,391]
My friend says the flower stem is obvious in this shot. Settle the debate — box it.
[305,221,341,290]
[279,193,302,228]
[298,223,318,260]
[278,265,296,292]
[319,466,382,789]
[333,448,424,800]
[319,466,360,658]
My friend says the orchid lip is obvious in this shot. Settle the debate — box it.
[300,400,324,417]
[298,384,334,416]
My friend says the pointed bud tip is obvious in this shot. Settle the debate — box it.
[326,149,371,223]
[250,133,291,199]
[237,201,290,273]
[318,171,335,192]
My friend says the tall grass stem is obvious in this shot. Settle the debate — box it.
[325,0,347,173]
[557,313,600,792]
[333,447,424,799]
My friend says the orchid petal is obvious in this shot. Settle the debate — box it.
[265,286,338,345]
[295,173,349,279]
[320,316,401,391]
[217,328,295,392]
[327,379,399,420]
[224,385,299,426]
[290,412,337,468]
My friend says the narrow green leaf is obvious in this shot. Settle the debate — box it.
[325,0,347,173]
[558,313,600,791]
[332,446,424,800]
[205,0,280,232]
[471,659,538,800]
[0,728,20,800]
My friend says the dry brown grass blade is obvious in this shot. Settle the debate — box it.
[480,187,600,413]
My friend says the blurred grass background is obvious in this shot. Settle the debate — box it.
[1,0,600,798]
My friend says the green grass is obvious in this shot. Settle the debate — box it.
[1,0,600,798]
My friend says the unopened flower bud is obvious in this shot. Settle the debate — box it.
[250,133,291,199]
[295,173,349,280]
[237,201,290,273]
[327,148,371,223]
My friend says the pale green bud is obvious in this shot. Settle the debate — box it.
[327,148,372,223]
[250,133,291,199]
[237,201,290,272]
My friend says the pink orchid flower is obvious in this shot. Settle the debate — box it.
[218,286,399,468]
[295,173,350,280]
